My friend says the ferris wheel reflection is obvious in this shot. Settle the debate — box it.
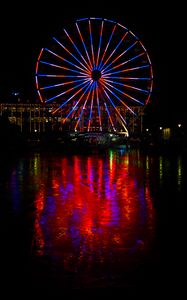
[31,149,156,273]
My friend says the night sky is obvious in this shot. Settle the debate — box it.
[0,2,179,126]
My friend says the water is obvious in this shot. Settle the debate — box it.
[0,147,185,297]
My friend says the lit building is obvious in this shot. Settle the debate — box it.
[0,103,144,136]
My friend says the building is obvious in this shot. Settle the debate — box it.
[0,103,144,136]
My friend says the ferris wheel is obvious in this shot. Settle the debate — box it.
[35,17,153,134]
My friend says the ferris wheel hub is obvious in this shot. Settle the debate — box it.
[92,69,101,81]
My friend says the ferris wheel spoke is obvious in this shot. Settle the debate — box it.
[96,20,104,67]
[88,83,96,131]
[99,31,128,71]
[37,74,89,80]
[102,87,129,132]
[63,28,92,72]
[96,83,102,131]
[39,60,89,76]
[103,64,150,77]
[101,41,139,73]
[75,88,93,131]
[52,80,92,114]
[102,52,145,74]
[76,22,93,70]
[100,79,136,115]
[102,79,144,105]
[88,19,96,69]
[45,48,91,74]
[104,78,149,94]
[104,76,151,81]
[63,81,93,123]
[39,78,86,91]
[45,78,90,103]
[104,102,116,132]
[98,23,117,70]
[53,37,89,72]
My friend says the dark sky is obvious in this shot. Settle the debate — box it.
[0,1,178,124]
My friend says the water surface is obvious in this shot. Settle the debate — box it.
[0,147,185,296]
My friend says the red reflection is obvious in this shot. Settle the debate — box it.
[33,186,45,255]
[32,150,156,271]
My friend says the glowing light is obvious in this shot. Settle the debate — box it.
[36,18,153,132]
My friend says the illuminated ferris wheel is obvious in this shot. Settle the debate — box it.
[35,17,153,134]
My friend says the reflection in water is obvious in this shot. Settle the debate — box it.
[3,148,185,291]
[159,156,163,184]
[29,149,156,282]
[177,157,182,190]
